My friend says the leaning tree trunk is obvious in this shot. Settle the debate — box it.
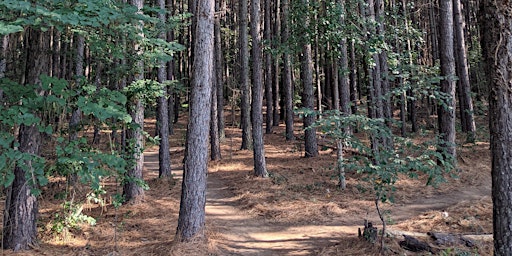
[251,0,269,177]
[239,0,252,150]
[3,28,49,251]
[176,0,214,242]
[479,1,512,255]
[453,0,476,143]
[437,0,457,160]
[301,0,318,158]
[123,0,146,203]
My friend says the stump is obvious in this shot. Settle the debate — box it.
[358,220,378,243]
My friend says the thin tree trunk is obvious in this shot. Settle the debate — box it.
[176,0,214,241]
[167,0,176,136]
[282,0,294,141]
[453,0,475,143]
[301,0,318,158]
[273,0,281,126]
[349,40,358,115]
[211,24,222,161]
[264,0,273,134]
[157,0,171,178]
[251,0,269,177]
[239,0,252,149]
[215,0,225,140]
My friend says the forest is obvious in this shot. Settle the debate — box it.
[0,0,511,255]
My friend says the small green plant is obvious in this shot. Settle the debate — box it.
[51,201,96,238]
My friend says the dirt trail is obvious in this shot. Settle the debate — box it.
[143,143,491,255]
[203,170,490,255]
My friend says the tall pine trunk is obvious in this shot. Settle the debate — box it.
[239,0,252,149]
[176,0,214,241]
[437,0,457,160]
[453,0,475,143]
[123,0,146,203]
[251,0,269,177]
[301,0,318,158]
[282,0,294,141]
[479,1,512,254]
[157,0,171,178]
[3,28,49,251]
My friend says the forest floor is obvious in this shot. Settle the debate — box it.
[1,112,493,255]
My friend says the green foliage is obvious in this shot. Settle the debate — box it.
[309,110,455,203]
[50,201,96,236]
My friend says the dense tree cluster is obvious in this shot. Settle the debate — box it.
[0,0,511,253]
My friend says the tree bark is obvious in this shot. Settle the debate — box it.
[264,0,273,134]
[301,0,318,158]
[215,0,225,140]
[453,0,476,143]
[157,0,171,178]
[123,0,146,203]
[210,48,221,161]
[239,0,252,150]
[251,0,269,177]
[176,0,214,242]
[3,28,49,251]
[282,0,295,141]
[437,0,457,160]
[479,1,512,254]
[273,0,281,127]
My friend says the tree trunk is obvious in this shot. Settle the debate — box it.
[176,0,214,242]
[251,0,269,177]
[453,0,476,143]
[157,0,171,178]
[437,0,457,160]
[264,0,273,134]
[3,28,49,251]
[215,0,225,140]
[479,1,512,254]
[272,0,281,127]
[210,52,221,161]
[123,0,146,203]
[239,0,252,149]
[282,0,295,141]
[301,0,318,158]
[167,0,176,136]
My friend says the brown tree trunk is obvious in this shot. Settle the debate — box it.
[301,0,318,158]
[157,0,171,178]
[453,0,476,143]
[215,0,225,140]
[239,0,252,149]
[479,1,512,254]
[282,0,294,141]
[123,0,146,203]
[176,0,214,242]
[264,0,273,134]
[3,28,49,251]
[251,0,269,177]
[437,0,457,160]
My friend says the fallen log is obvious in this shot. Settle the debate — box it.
[399,234,435,253]
[385,229,493,242]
